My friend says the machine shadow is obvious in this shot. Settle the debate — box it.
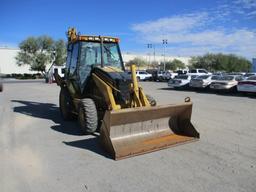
[11,100,81,136]
[11,100,110,158]
[63,138,111,159]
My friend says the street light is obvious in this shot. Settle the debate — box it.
[147,44,156,68]
[147,44,152,66]
[162,39,168,71]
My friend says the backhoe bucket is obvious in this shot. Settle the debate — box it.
[100,102,199,160]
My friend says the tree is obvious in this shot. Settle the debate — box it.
[16,36,66,74]
[126,57,147,69]
[189,53,251,72]
[54,39,66,66]
[161,59,185,71]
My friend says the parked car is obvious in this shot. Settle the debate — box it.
[175,69,188,75]
[46,65,65,83]
[167,71,178,79]
[213,71,226,76]
[210,75,243,92]
[152,70,176,81]
[187,68,211,76]
[168,75,198,88]
[189,75,220,89]
[156,71,165,81]
[127,70,151,81]
[228,72,246,76]
[237,75,256,93]
[243,73,256,80]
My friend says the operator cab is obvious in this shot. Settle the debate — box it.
[65,31,125,93]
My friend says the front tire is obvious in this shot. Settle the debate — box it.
[78,98,98,134]
[146,94,157,106]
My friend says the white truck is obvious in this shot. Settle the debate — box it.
[127,70,152,81]
[46,65,65,83]
[186,69,211,76]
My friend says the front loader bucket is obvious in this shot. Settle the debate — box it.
[100,102,199,160]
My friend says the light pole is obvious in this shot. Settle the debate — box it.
[147,44,156,68]
[153,44,156,64]
[147,43,153,68]
[162,39,168,71]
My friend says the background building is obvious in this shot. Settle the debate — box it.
[0,47,32,74]
[0,47,190,75]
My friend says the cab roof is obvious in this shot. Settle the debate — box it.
[67,28,119,44]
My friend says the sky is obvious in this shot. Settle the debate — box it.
[1,0,256,59]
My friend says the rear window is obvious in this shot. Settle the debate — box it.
[175,75,188,80]
[189,69,197,73]
[211,75,220,80]
[235,76,243,81]
[247,75,256,80]
[198,69,207,73]
[197,75,210,79]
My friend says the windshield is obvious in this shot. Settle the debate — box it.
[103,43,122,68]
[219,75,234,81]
[244,73,255,77]
[80,42,123,69]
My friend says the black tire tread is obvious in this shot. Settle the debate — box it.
[146,94,157,106]
[59,88,75,120]
[79,98,98,134]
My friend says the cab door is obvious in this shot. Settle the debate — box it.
[66,42,80,96]
[77,42,101,93]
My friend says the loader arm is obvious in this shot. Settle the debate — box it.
[130,65,150,107]
[53,71,65,87]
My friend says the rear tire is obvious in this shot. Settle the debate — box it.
[59,88,75,120]
[146,94,157,106]
[78,98,98,134]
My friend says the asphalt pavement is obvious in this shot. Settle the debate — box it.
[0,81,255,192]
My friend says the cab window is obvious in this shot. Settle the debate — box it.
[69,43,79,75]
[66,44,72,73]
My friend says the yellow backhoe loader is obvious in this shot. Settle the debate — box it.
[54,28,199,160]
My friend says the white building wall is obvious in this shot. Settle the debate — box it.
[0,48,33,74]
[122,52,190,65]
